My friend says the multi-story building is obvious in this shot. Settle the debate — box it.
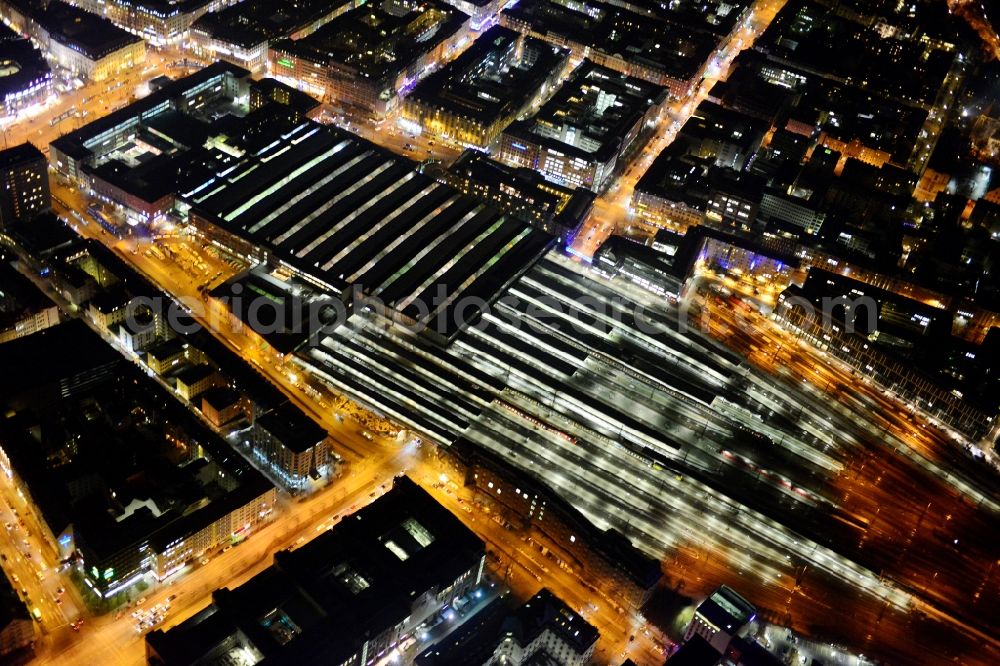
[145,337,189,375]
[49,61,252,219]
[704,170,763,232]
[416,588,599,666]
[496,60,665,192]
[146,476,486,665]
[442,0,500,30]
[117,310,160,352]
[676,101,767,172]
[0,142,49,227]
[190,0,357,74]
[758,191,825,236]
[0,320,276,597]
[249,401,331,489]
[631,144,712,232]
[402,26,569,149]
[0,258,60,342]
[500,0,726,98]
[86,283,131,330]
[683,586,756,653]
[0,571,34,660]
[174,363,218,401]
[441,149,595,243]
[461,446,663,614]
[199,386,246,428]
[31,1,146,81]
[593,236,684,301]
[70,0,231,45]
[268,0,470,119]
[0,33,51,117]
[248,77,322,120]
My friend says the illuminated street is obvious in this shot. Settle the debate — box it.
[0,0,998,663]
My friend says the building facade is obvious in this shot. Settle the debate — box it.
[0,143,50,227]
[496,61,666,191]
[250,402,332,490]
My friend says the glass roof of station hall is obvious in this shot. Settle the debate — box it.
[184,121,553,338]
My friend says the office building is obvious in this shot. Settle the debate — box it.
[683,586,756,653]
[0,258,60,342]
[704,170,764,232]
[496,60,666,191]
[0,142,49,227]
[501,0,733,98]
[461,445,664,613]
[632,144,713,232]
[268,0,470,118]
[441,0,500,30]
[0,320,277,597]
[0,27,51,119]
[441,149,595,243]
[49,62,253,220]
[70,0,232,45]
[757,191,825,236]
[86,283,131,330]
[174,363,219,401]
[145,338,190,375]
[200,386,246,428]
[248,77,322,120]
[249,401,332,489]
[402,26,569,149]
[416,588,599,666]
[32,1,146,81]
[675,101,767,172]
[190,0,357,74]
[145,475,486,665]
[593,236,684,301]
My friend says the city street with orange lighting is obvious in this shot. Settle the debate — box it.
[0,0,998,663]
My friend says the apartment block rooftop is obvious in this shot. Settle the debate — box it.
[146,476,485,665]
[501,0,720,84]
[407,25,569,126]
[0,321,272,591]
[502,60,666,164]
[40,0,144,60]
[269,0,469,84]
[754,0,962,108]
[191,0,351,48]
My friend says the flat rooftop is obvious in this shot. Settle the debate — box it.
[0,37,50,102]
[0,142,45,171]
[187,120,553,339]
[448,149,594,219]
[191,0,351,47]
[269,0,468,83]
[146,475,485,664]
[40,1,143,60]
[756,0,959,108]
[407,25,568,125]
[254,401,327,453]
[416,588,598,664]
[113,0,212,19]
[50,61,250,164]
[0,259,53,329]
[634,142,713,205]
[794,78,928,164]
[502,0,719,83]
[0,321,272,569]
[503,60,665,163]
